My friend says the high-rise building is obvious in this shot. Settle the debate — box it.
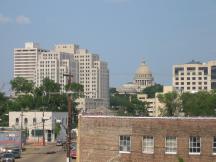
[13,42,48,83]
[13,43,109,108]
[36,51,78,91]
[173,60,216,92]
[54,44,109,108]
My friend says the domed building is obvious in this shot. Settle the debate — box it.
[133,60,154,90]
[117,60,154,94]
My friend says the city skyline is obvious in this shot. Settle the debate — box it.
[1,0,216,93]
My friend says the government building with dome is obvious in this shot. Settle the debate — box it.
[117,60,154,94]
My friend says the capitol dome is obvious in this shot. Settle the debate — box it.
[135,60,152,75]
[133,60,154,90]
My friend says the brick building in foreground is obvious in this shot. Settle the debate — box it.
[77,116,216,162]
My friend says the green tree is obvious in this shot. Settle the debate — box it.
[142,84,163,98]
[0,91,8,126]
[158,92,182,116]
[110,94,148,116]
[10,77,34,94]
[181,91,216,116]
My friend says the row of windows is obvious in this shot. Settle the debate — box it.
[175,82,207,85]
[119,135,216,155]
[175,87,208,90]
[175,77,207,80]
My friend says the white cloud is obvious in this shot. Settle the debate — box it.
[16,15,31,24]
[0,14,11,24]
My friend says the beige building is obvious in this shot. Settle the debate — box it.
[54,44,110,108]
[36,51,78,91]
[137,86,174,117]
[13,42,48,83]
[117,60,154,94]
[133,60,154,90]
[173,60,216,93]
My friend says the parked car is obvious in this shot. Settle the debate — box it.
[70,142,77,159]
[11,148,21,159]
[1,153,15,162]
[56,139,63,146]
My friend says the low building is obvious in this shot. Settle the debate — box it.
[9,111,67,143]
[78,115,216,162]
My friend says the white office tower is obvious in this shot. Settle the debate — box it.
[14,42,48,83]
[54,44,110,109]
[36,51,78,91]
[173,60,216,92]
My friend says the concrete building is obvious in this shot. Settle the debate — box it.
[173,60,216,93]
[9,111,67,143]
[54,44,110,109]
[133,60,154,90]
[13,42,48,83]
[78,115,216,162]
[117,60,154,94]
[136,86,174,117]
[36,51,78,91]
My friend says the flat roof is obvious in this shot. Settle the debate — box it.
[81,115,216,120]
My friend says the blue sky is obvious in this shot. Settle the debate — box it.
[1,0,216,93]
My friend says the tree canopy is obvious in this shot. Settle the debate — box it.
[142,84,163,98]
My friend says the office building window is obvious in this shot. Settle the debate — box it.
[213,137,216,154]
[143,136,154,154]
[119,135,131,153]
[15,118,19,125]
[33,118,36,125]
[189,136,201,154]
[165,136,177,154]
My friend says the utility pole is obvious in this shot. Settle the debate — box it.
[42,108,45,146]
[63,73,73,162]
[20,110,23,149]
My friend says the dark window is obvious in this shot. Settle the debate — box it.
[192,77,196,80]
[175,82,179,85]
[181,82,184,85]
[187,77,190,80]
[187,82,190,85]
[175,77,179,80]
[187,67,195,71]
[192,82,196,85]
[175,67,183,75]
[181,77,184,80]
[199,67,208,75]
[198,77,202,80]
[211,82,216,89]
[211,66,216,80]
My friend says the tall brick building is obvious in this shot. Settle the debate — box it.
[78,116,216,162]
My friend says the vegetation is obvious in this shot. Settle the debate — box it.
[158,91,216,117]
[158,92,182,116]
[0,77,83,127]
[110,89,148,116]
[142,84,163,98]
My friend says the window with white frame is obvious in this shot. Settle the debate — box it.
[119,135,131,153]
[189,136,201,154]
[213,137,216,154]
[165,136,177,154]
[143,136,154,154]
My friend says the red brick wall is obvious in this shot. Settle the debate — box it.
[78,116,216,162]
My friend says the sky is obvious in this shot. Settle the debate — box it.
[0,0,216,93]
